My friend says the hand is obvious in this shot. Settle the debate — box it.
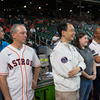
[68,67,80,77]
[92,74,96,80]
[5,97,12,100]
[88,75,95,80]
[57,38,60,41]
[32,80,37,90]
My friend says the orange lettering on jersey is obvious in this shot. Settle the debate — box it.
[21,59,25,65]
[8,58,32,70]
[12,60,17,67]
[8,63,14,70]
[26,59,30,65]
[16,59,20,65]
[30,61,32,66]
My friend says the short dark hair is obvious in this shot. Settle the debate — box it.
[74,32,87,49]
[57,20,72,37]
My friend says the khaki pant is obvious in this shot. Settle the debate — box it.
[55,90,79,100]
[32,95,35,100]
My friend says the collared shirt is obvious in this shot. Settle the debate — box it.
[52,36,59,46]
[0,44,40,100]
[89,40,100,66]
[50,41,86,92]
[0,40,9,52]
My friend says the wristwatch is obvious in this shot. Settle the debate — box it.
[79,67,83,72]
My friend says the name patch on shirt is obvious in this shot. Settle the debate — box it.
[61,57,68,63]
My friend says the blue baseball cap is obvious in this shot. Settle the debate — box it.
[55,31,59,34]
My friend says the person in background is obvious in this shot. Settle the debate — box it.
[0,26,9,100]
[36,27,40,33]
[5,25,10,33]
[44,27,49,33]
[74,32,96,100]
[52,31,60,46]
[89,26,100,100]
[30,25,36,38]
[40,27,44,33]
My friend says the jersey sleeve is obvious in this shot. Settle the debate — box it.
[89,44,98,56]
[32,51,41,68]
[0,53,9,75]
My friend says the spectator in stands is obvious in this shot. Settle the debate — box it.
[0,26,9,51]
[30,24,35,28]
[0,18,4,23]
[40,27,44,32]
[28,20,32,25]
[5,25,10,34]
[3,24,7,29]
[33,19,36,23]
[0,26,9,100]
[81,20,86,28]
[30,25,36,38]
[52,31,60,46]
[36,27,40,33]
[74,32,96,100]
[24,19,28,26]
[44,27,49,33]
[50,22,53,26]
[46,22,49,26]
[44,19,49,25]
[88,26,92,31]
[89,26,100,100]
[50,21,86,100]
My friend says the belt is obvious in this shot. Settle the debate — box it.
[96,66,100,67]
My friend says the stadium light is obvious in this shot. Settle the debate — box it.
[87,11,89,13]
[30,2,32,4]
[24,5,26,8]
[69,10,72,12]
[39,7,41,9]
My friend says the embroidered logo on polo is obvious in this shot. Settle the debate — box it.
[61,57,68,63]
[91,50,95,54]
[87,49,90,53]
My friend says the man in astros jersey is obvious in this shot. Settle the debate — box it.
[0,24,40,100]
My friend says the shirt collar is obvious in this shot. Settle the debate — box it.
[60,40,69,46]
[1,40,5,46]
[92,40,99,45]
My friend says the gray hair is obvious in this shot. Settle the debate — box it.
[93,26,100,34]
[10,24,25,34]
